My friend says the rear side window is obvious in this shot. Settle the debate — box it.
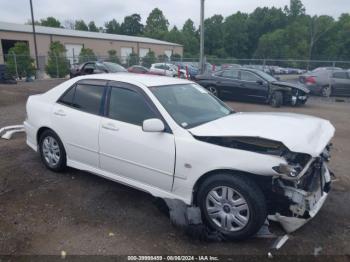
[71,84,104,115]
[222,70,239,79]
[333,72,348,79]
[108,87,156,126]
[58,86,75,106]
[241,71,259,82]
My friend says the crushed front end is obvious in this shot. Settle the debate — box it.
[268,145,333,233]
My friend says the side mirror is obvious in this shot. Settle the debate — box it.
[256,79,264,85]
[142,118,165,132]
[275,76,281,81]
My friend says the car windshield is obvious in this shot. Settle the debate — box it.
[256,70,277,82]
[149,84,233,129]
[102,62,127,72]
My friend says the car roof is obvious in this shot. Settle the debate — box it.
[74,73,191,87]
[222,67,262,74]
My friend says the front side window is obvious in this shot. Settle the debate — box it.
[108,87,156,126]
[150,84,233,128]
[71,84,104,115]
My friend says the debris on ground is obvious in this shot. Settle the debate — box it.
[271,234,289,250]
[0,125,25,140]
[314,246,323,256]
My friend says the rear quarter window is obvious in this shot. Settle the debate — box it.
[72,84,105,115]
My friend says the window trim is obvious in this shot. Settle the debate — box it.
[56,79,108,116]
[105,81,172,133]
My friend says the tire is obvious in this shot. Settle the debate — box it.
[207,86,220,98]
[197,173,267,241]
[270,91,283,108]
[39,129,67,172]
[321,85,332,97]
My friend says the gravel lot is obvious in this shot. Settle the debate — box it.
[0,79,349,258]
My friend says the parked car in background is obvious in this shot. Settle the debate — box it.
[127,65,164,75]
[195,68,309,107]
[299,67,343,97]
[150,63,188,78]
[329,70,350,96]
[173,62,199,79]
[24,73,334,240]
[150,63,178,77]
[70,61,127,78]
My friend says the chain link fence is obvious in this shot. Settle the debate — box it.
[1,53,350,80]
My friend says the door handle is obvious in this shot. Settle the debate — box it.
[102,123,119,131]
[54,109,66,116]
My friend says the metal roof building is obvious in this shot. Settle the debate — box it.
[0,21,183,67]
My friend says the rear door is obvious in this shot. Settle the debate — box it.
[215,69,241,98]
[52,79,107,167]
[239,70,268,101]
[332,71,350,96]
[99,82,175,191]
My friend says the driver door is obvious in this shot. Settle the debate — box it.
[99,82,175,191]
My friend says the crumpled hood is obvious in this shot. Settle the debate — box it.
[189,112,335,157]
[272,81,310,93]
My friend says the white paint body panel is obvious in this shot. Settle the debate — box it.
[51,103,101,167]
[99,117,175,191]
[24,74,335,205]
[189,112,335,157]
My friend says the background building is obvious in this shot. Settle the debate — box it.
[0,21,183,68]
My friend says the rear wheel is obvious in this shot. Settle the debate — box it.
[321,85,332,97]
[207,86,220,98]
[270,91,283,107]
[39,130,66,172]
[197,173,267,241]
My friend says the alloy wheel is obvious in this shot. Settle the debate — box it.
[42,136,61,168]
[322,86,331,97]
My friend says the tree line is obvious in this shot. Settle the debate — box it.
[26,0,350,61]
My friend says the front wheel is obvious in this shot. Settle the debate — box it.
[321,85,332,97]
[269,91,283,108]
[197,174,267,241]
[39,130,67,172]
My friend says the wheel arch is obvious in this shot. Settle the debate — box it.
[36,126,58,145]
[191,169,272,206]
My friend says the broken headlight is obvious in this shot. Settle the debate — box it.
[273,163,302,177]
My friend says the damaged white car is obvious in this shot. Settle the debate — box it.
[24,74,335,240]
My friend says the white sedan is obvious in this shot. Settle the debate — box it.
[24,73,335,240]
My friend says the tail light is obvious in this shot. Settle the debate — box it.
[305,76,316,84]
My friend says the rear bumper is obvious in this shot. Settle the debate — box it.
[303,83,323,95]
[268,162,331,233]
[23,120,37,152]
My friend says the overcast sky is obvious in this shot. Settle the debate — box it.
[1,0,348,28]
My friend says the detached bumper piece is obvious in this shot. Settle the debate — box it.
[0,125,25,140]
[269,159,332,233]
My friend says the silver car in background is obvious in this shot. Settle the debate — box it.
[298,67,346,97]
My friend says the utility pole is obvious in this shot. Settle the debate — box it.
[30,0,39,70]
[199,0,205,73]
